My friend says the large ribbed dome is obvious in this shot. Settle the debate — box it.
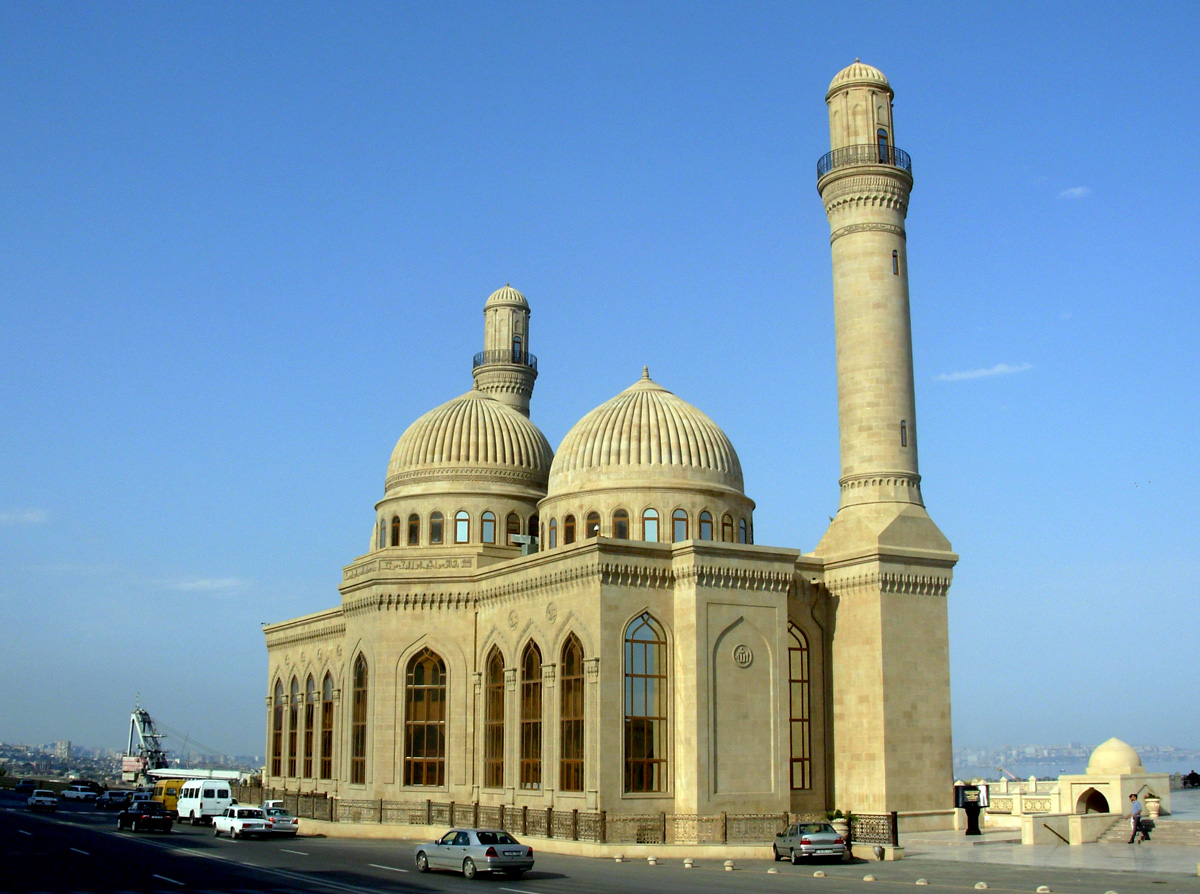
[547,369,744,497]
[386,390,552,493]
[827,59,891,97]
[484,284,528,309]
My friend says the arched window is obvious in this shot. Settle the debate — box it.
[377,519,386,549]
[520,642,542,790]
[484,648,505,789]
[320,673,334,779]
[612,509,629,539]
[563,515,576,544]
[877,127,889,163]
[625,612,667,792]
[430,511,444,545]
[699,511,713,541]
[271,679,284,776]
[900,419,908,447]
[404,648,446,786]
[738,518,748,544]
[408,513,420,546]
[303,676,315,778]
[527,514,539,539]
[350,655,368,784]
[642,508,659,543]
[481,511,496,544]
[585,511,600,538]
[391,516,401,547]
[721,514,733,542]
[548,518,557,549]
[287,678,299,777]
[892,249,899,275]
[788,625,812,790]
[672,509,688,542]
[512,334,523,363]
[506,512,520,546]
[455,510,470,544]
[560,635,585,792]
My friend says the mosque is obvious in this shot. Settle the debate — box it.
[262,61,959,834]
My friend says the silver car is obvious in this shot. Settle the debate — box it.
[414,828,534,879]
[773,821,846,863]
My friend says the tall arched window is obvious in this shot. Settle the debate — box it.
[738,518,748,544]
[320,673,334,779]
[527,514,539,539]
[430,512,444,545]
[563,515,576,544]
[350,655,368,784]
[404,648,446,786]
[481,511,496,544]
[560,635,584,792]
[484,648,505,789]
[672,509,688,542]
[699,511,713,540]
[877,127,889,163]
[520,642,542,790]
[378,519,386,549]
[271,679,284,776]
[612,509,629,539]
[287,678,299,776]
[408,513,420,546]
[506,512,521,546]
[303,676,315,778]
[788,625,812,790]
[721,514,733,542]
[548,518,557,549]
[585,511,600,538]
[391,516,401,547]
[455,510,470,543]
[512,334,523,362]
[625,612,667,792]
[642,508,659,542]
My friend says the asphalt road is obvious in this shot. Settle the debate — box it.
[1,791,1191,894]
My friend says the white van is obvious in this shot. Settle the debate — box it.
[175,780,236,825]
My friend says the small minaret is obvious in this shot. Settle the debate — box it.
[814,62,957,817]
[472,284,538,417]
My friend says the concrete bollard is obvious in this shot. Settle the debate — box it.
[767,867,779,874]
[683,858,694,869]
[647,856,657,866]
[813,870,826,878]
[1036,888,1051,893]
[916,880,929,886]
[863,874,876,882]
[724,859,735,871]
[614,855,624,863]
[974,884,989,890]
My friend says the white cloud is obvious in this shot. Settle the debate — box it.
[171,577,249,593]
[1058,186,1092,199]
[0,509,50,525]
[936,362,1033,382]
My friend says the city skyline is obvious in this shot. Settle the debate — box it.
[2,3,1197,757]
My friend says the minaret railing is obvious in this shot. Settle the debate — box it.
[473,349,538,371]
[817,144,911,178]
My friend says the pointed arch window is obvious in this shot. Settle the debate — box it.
[642,508,659,543]
[378,519,386,549]
[303,676,315,778]
[455,510,470,544]
[563,515,576,544]
[520,642,542,790]
[672,509,688,542]
[391,516,401,547]
[699,511,713,541]
[788,625,812,790]
[350,655,368,784]
[612,509,629,539]
[506,512,520,546]
[320,673,334,779]
[721,513,733,542]
[271,679,284,776]
[738,518,748,544]
[404,648,446,786]
[625,612,667,792]
[560,635,585,791]
[548,518,557,549]
[585,511,600,538]
[483,648,505,789]
[877,127,889,163]
[408,513,420,545]
[481,511,496,544]
[286,678,300,776]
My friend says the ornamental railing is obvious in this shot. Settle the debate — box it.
[817,144,911,178]
[473,349,538,371]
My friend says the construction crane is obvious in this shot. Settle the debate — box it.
[122,699,170,784]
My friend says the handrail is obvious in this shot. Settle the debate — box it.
[1041,821,1069,844]
[473,349,538,371]
[817,143,912,178]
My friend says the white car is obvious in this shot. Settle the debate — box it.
[61,784,99,801]
[27,790,58,813]
[213,806,269,839]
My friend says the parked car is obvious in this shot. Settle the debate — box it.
[117,800,174,833]
[414,828,535,879]
[70,779,105,795]
[14,779,40,796]
[61,784,99,801]
[96,791,132,810]
[27,790,58,813]
[773,821,846,863]
[213,806,269,839]
[262,806,299,836]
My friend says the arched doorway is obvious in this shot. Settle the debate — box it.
[1076,787,1109,814]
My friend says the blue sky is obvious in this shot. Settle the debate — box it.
[1,2,1197,760]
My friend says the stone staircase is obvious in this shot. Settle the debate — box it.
[1097,816,1200,845]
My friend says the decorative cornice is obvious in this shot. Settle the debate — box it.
[824,569,951,598]
[830,222,906,244]
[342,590,475,616]
[385,465,548,492]
[839,473,922,492]
[821,174,910,215]
[264,620,347,649]
[675,563,792,593]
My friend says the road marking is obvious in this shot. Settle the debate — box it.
[501,888,539,894]
[70,847,90,855]
[152,874,185,886]
[280,848,309,855]
[368,863,408,873]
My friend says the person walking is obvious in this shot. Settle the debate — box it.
[1128,793,1151,843]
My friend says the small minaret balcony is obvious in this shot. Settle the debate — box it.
[817,143,912,180]
[473,348,538,372]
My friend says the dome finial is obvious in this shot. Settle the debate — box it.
[642,365,649,379]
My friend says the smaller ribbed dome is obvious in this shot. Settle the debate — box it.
[828,59,891,97]
[484,284,528,309]
[1086,738,1144,775]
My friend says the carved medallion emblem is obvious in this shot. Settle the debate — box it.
[732,644,753,668]
[546,601,558,622]
[508,609,519,630]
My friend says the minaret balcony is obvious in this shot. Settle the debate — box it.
[473,348,538,371]
[817,143,912,179]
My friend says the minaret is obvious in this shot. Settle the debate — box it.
[814,62,958,816]
[472,284,538,417]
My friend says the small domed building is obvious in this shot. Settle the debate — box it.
[264,62,959,841]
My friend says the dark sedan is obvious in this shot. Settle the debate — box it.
[117,801,173,833]
[96,791,131,810]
